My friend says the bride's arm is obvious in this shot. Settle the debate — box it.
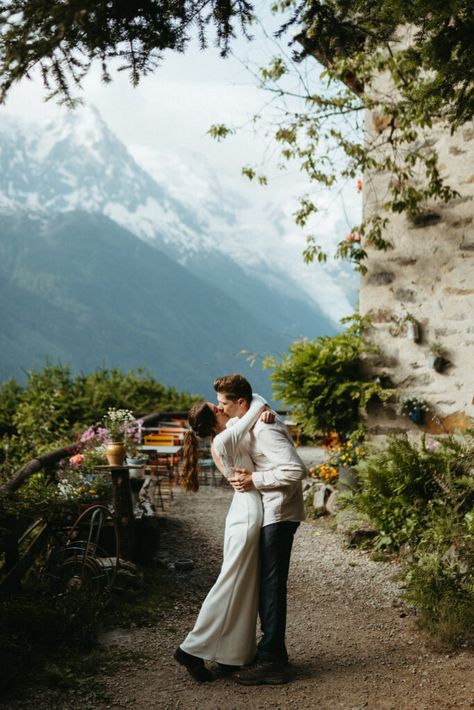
[210,442,226,475]
[213,393,267,475]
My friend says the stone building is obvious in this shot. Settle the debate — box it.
[301,26,474,437]
[360,73,474,437]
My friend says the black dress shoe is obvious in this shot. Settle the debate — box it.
[232,659,291,685]
[174,646,214,682]
[216,662,239,676]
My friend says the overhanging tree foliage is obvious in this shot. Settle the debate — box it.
[1,1,473,270]
[211,1,474,270]
[284,0,474,126]
[0,0,253,103]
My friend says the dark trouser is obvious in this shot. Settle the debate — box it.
[256,521,299,663]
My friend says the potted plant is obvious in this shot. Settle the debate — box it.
[102,408,135,466]
[124,420,144,460]
[400,396,429,424]
[427,342,450,373]
[57,451,113,514]
[124,419,147,478]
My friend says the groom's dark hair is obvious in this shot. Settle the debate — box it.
[213,374,252,404]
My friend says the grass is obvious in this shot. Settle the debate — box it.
[103,564,172,628]
[3,646,145,709]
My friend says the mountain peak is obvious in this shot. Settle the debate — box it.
[39,104,122,163]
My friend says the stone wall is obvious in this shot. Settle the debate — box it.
[360,109,474,436]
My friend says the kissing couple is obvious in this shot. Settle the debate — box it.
[174,373,306,685]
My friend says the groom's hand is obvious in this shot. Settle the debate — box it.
[230,467,255,492]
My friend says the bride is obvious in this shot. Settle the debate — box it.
[174,393,271,682]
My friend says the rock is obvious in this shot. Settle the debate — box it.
[409,211,442,227]
[326,489,338,515]
[175,559,194,571]
[347,528,378,547]
[115,567,144,591]
[313,483,328,515]
[367,271,396,286]
[372,112,392,133]
[394,287,416,302]
[335,507,378,546]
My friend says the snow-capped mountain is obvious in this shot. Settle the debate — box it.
[0,107,244,253]
[0,106,338,338]
[0,106,346,394]
[0,108,175,232]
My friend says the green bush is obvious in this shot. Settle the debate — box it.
[0,567,166,694]
[0,365,199,478]
[0,364,199,586]
[354,434,474,551]
[405,552,474,645]
[265,315,393,436]
[0,365,186,696]
[352,433,474,644]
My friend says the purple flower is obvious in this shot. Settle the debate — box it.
[80,426,97,443]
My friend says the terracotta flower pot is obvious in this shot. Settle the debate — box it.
[105,442,126,466]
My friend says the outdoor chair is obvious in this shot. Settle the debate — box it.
[144,461,174,511]
[142,433,176,446]
[198,446,221,486]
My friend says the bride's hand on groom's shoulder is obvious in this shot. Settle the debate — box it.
[260,408,276,424]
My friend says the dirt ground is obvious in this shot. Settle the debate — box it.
[6,485,474,709]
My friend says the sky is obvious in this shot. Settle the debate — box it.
[1,4,361,322]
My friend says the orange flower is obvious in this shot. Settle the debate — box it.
[69,453,85,467]
[323,431,340,448]
[357,179,363,192]
[345,231,361,244]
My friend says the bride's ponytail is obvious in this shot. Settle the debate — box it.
[181,400,217,492]
[181,430,200,492]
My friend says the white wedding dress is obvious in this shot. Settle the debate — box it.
[180,394,265,666]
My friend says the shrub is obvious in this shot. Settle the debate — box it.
[352,433,474,644]
[0,365,199,479]
[354,434,474,551]
[405,552,474,645]
[0,591,103,691]
[265,315,393,437]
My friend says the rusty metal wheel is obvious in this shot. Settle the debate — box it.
[49,504,120,596]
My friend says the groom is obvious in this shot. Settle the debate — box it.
[214,374,306,685]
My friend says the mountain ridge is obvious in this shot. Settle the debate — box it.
[0,211,296,398]
[0,108,339,397]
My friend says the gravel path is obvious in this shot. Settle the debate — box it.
[6,485,474,709]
